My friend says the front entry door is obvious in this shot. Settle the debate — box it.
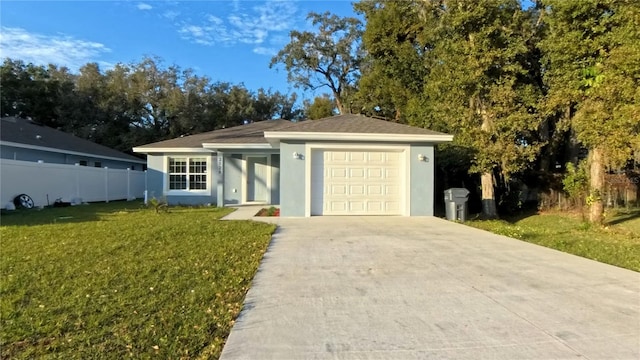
[247,156,268,202]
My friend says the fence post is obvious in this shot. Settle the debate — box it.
[105,167,109,203]
[144,170,148,205]
[75,163,81,200]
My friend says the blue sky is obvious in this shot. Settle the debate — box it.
[0,0,358,101]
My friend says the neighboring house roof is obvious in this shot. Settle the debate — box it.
[133,115,453,153]
[0,117,145,163]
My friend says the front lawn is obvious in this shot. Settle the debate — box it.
[467,208,640,272]
[0,201,276,359]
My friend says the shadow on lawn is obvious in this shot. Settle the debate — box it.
[606,208,640,227]
[464,206,540,224]
[0,200,146,227]
[501,207,542,224]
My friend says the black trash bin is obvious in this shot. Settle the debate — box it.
[444,188,470,222]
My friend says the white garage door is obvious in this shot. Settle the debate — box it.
[311,150,404,215]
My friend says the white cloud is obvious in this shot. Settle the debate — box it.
[137,3,153,10]
[206,14,223,25]
[253,47,277,56]
[179,25,214,45]
[0,27,111,71]
[163,10,180,20]
[177,0,298,54]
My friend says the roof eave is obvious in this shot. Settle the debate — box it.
[263,132,454,144]
[132,147,214,154]
[201,143,275,150]
[2,140,146,164]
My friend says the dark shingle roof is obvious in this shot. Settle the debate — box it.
[134,115,450,151]
[1,117,144,163]
[136,119,295,148]
[275,114,448,135]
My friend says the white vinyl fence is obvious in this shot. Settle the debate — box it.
[1,159,146,209]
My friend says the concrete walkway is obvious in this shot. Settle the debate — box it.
[220,217,640,360]
[221,205,267,220]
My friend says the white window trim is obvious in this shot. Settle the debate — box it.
[304,143,411,217]
[241,154,272,204]
[164,155,212,196]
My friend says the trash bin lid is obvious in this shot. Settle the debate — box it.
[444,188,470,198]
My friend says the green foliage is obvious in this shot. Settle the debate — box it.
[468,211,640,271]
[0,57,303,152]
[147,197,169,213]
[303,94,337,120]
[417,0,543,178]
[270,12,363,114]
[562,161,589,201]
[539,0,640,223]
[0,202,275,359]
[540,0,640,169]
[354,1,427,120]
[586,189,603,207]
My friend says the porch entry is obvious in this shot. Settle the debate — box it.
[246,156,269,202]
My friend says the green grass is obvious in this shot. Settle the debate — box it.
[608,208,640,235]
[0,201,276,359]
[467,208,640,272]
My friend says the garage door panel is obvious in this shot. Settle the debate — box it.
[328,201,347,212]
[385,201,401,212]
[385,168,400,179]
[385,185,401,195]
[350,185,365,195]
[367,201,383,212]
[330,168,347,178]
[315,149,404,216]
[349,152,365,162]
[367,152,384,163]
[327,151,347,162]
[349,201,365,212]
[367,168,383,179]
[349,168,365,178]
[385,152,401,162]
[330,184,347,195]
[367,184,383,195]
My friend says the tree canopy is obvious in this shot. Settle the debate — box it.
[0,57,303,153]
[539,0,640,223]
[270,12,363,114]
[304,94,337,120]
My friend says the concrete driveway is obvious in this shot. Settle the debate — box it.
[220,217,640,360]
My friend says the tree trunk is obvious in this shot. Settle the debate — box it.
[478,98,498,219]
[538,117,550,172]
[589,146,605,224]
[333,93,344,115]
[481,171,498,219]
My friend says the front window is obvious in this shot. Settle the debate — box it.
[168,157,207,191]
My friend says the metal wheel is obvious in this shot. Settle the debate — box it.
[13,194,35,209]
